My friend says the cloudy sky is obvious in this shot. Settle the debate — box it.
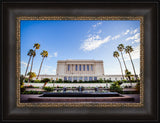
[20,20,140,75]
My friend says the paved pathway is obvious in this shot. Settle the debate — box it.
[20,94,140,103]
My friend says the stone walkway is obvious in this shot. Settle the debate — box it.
[20,94,140,103]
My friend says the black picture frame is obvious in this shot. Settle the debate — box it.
[1,0,159,122]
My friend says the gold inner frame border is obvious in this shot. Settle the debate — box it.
[16,16,144,108]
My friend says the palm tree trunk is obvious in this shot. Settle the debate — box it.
[120,51,129,80]
[36,57,45,79]
[121,51,127,70]
[129,53,137,81]
[43,82,47,88]
[117,57,124,79]
[28,56,34,83]
[25,56,31,76]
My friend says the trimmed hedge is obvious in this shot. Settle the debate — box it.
[43,87,54,91]
[21,91,43,94]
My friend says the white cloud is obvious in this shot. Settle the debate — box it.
[54,52,58,57]
[48,52,58,58]
[80,35,111,51]
[97,30,102,34]
[123,28,139,36]
[48,55,53,58]
[92,22,102,28]
[21,61,29,67]
[92,24,96,28]
[124,29,130,35]
[123,45,140,61]
[126,33,140,43]
[82,24,140,52]
[112,34,120,40]
[87,34,92,37]
[130,28,138,34]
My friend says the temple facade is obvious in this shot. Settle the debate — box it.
[56,60,104,81]
[32,60,126,81]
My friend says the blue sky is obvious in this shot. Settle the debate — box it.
[20,20,140,75]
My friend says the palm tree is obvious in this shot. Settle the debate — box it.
[125,69,132,87]
[27,72,36,83]
[125,46,137,80]
[113,51,124,79]
[36,50,48,79]
[28,50,36,83]
[117,44,128,71]
[33,43,40,50]
[28,43,40,83]
[25,49,34,76]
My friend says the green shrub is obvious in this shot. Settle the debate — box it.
[20,85,25,92]
[28,91,32,94]
[30,80,34,83]
[106,79,112,83]
[116,80,123,85]
[73,80,77,83]
[34,79,41,83]
[124,85,128,88]
[38,91,42,94]
[110,82,123,93]
[59,79,62,83]
[77,86,84,91]
[24,78,28,82]
[21,91,43,94]
[135,82,140,93]
[55,79,64,83]
[41,78,50,83]
[122,79,127,83]
[24,85,34,88]
[63,80,68,83]
[98,78,104,83]
[20,75,25,85]
[22,91,26,94]
[43,87,54,91]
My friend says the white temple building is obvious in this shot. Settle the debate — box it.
[33,60,125,81]
[56,60,104,81]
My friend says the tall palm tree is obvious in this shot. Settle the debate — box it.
[28,43,40,82]
[28,50,36,83]
[117,44,128,71]
[36,50,48,79]
[33,43,40,50]
[113,51,124,79]
[125,46,137,80]
[25,49,34,76]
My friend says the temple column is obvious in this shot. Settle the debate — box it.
[73,64,75,73]
[71,64,73,74]
[85,64,87,73]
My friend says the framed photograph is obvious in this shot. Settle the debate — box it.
[2,0,159,122]
[17,16,143,107]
